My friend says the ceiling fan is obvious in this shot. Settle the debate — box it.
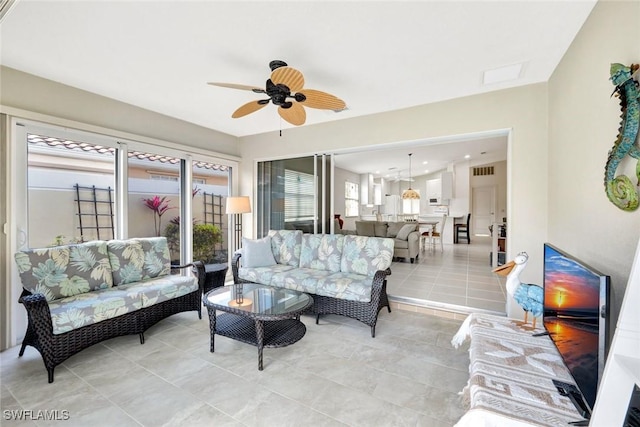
[207,60,346,126]
[389,169,414,182]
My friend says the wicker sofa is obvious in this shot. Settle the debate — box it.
[14,237,204,383]
[232,230,394,337]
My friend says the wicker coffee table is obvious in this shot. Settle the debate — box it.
[203,283,313,370]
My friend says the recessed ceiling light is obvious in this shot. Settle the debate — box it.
[483,63,523,85]
[424,169,429,173]
[464,154,471,159]
[422,161,428,165]
[375,170,380,174]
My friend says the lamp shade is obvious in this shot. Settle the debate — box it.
[401,188,421,200]
[401,153,420,200]
[226,196,251,214]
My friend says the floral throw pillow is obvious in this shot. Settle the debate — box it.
[14,240,113,301]
[107,237,171,286]
[340,235,394,277]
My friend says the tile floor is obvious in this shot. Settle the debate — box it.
[1,309,470,426]
[387,236,507,314]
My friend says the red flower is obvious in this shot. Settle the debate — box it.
[141,196,174,236]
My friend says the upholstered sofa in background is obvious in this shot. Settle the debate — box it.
[345,221,420,263]
[14,237,203,382]
[232,230,394,337]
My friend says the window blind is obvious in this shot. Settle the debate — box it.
[284,169,315,221]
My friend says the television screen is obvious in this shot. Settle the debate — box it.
[543,243,610,413]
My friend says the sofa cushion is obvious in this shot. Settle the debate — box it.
[238,264,296,285]
[396,224,417,240]
[270,268,334,295]
[48,286,142,334]
[374,222,388,237]
[386,222,405,238]
[121,274,198,308]
[242,236,277,268]
[317,272,374,302]
[355,221,375,237]
[300,234,344,272]
[107,237,171,286]
[268,230,302,267]
[15,240,113,302]
[340,235,394,277]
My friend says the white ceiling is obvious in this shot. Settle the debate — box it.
[0,0,596,140]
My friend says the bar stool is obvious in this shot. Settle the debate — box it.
[454,213,471,244]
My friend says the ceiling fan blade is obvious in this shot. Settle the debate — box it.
[297,89,346,110]
[271,66,304,92]
[208,82,265,93]
[231,100,269,118]
[278,103,306,126]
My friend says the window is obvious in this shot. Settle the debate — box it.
[284,169,315,221]
[345,181,359,217]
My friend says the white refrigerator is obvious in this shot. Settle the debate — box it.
[383,195,402,221]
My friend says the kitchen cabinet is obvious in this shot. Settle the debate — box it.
[360,173,374,205]
[426,172,453,204]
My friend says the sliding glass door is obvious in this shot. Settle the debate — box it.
[256,154,333,237]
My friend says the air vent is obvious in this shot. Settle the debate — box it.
[473,166,494,176]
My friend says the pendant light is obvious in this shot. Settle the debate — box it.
[401,153,420,200]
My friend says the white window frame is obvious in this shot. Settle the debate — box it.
[345,181,359,218]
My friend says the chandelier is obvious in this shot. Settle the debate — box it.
[401,153,420,200]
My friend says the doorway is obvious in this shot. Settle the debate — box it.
[472,185,496,237]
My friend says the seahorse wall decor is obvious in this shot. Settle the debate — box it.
[605,63,640,211]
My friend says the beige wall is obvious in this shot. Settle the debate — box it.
[240,84,549,319]
[548,0,640,331]
[1,0,638,338]
[0,66,240,156]
[238,1,639,324]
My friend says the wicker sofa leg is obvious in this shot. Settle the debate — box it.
[315,313,321,324]
[139,333,145,344]
[47,368,54,384]
[371,325,376,338]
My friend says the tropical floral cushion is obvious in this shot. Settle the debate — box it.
[14,241,113,302]
[48,286,141,334]
[121,274,197,308]
[48,274,198,334]
[270,269,373,302]
[340,235,394,277]
[108,237,171,286]
[238,264,295,286]
[300,234,344,272]
[267,230,302,267]
[270,268,334,295]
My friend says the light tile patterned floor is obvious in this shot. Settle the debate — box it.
[1,309,470,426]
[387,236,507,313]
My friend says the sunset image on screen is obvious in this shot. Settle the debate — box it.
[544,248,600,313]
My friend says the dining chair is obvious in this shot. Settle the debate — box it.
[421,215,447,252]
[454,213,471,244]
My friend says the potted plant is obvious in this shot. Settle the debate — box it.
[164,220,223,264]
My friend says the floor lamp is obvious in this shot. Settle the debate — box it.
[226,196,251,254]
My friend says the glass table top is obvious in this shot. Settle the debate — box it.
[204,283,312,317]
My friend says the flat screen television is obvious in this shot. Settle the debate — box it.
[543,243,610,416]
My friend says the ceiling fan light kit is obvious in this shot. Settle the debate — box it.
[208,60,346,126]
[401,153,420,200]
